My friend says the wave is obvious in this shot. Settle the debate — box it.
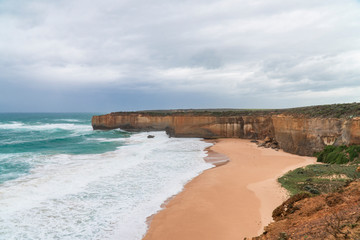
[88,138,126,143]
[55,119,84,123]
[0,131,213,240]
[0,122,92,132]
[0,153,33,184]
[0,121,24,129]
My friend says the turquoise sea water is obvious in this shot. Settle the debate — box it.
[0,113,129,184]
[0,113,212,240]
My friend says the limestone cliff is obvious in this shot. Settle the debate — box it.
[92,112,360,156]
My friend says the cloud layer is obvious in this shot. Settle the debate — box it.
[1,0,360,111]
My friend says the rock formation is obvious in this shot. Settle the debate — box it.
[252,180,360,240]
[92,112,360,156]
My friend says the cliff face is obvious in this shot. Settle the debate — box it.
[92,113,360,156]
[272,115,355,156]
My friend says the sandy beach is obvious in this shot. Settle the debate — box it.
[143,139,316,240]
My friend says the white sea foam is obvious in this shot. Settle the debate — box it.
[56,119,83,122]
[0,121,24,129]
[0,122,92,132]
[0,132,213,240]
[88,138,125,142]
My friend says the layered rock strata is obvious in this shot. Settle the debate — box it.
[92,113,360,156]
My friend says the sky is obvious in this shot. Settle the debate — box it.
[1,0,360,112]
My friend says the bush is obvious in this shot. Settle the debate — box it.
[346,145,360,161]
[316,145,336,163]
[316,145,360,164]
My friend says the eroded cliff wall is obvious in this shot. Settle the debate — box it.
[272,115,355,155]
[92,113,360,156]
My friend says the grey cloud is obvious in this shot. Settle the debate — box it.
[1,0,360,111]
[189,49,223,69]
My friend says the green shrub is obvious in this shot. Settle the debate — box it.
[328,151,348,164]
[316,145,336,163]
[346,145,360,161]
[316,145,360,164]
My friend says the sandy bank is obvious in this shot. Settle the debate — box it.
[143,139,316,240]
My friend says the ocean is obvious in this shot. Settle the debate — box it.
[0,113,213,240]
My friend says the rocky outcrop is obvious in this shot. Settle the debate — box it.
[252,180,360,240]
[92,113,360,156]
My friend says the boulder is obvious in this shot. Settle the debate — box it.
[147,135,155,138]
[264,136,272,143]
[271,143,278,149]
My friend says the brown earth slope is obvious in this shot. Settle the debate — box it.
[252,180,360,240]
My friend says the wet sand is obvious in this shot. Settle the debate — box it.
[143,139,316,240]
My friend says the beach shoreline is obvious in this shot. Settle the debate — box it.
[143,138,316,240]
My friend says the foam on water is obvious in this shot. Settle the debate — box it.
[0,122,92,132]
[0,131,213,240]
[89,138,126,143]
[56,119,83,122]
[0,122,24,129]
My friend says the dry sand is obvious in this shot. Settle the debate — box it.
[143,139,316,240]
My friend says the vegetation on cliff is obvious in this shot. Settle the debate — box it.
[278,164,360,196]
[315,145,360,164]
[112,108,277,117]
[278,144,360,196]
[283,102,360,118]
[111,102,360,118]
[270,144,360,239]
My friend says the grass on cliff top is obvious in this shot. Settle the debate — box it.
[112,108,278,117]
[111,102,360,118]
[283,102,360,118]
[278,164,360,196]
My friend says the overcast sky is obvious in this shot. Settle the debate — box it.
[1,0,360,112]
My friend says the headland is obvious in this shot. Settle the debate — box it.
[92,103,360,156]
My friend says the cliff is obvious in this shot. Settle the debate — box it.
[92,108,360,156]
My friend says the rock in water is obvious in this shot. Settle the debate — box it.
[147,135,155,138]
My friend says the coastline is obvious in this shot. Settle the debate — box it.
[143,138,316,240]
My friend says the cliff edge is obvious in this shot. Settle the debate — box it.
[92,103,360,156]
